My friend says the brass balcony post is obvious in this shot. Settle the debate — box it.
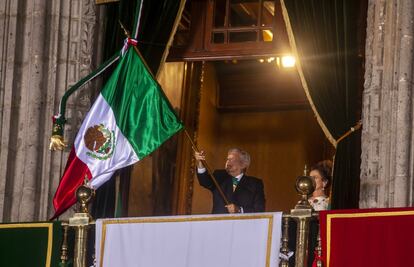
[290,173,315,267]
[280,215,291,267]
[60,222,69,265]
[68,178,95,267]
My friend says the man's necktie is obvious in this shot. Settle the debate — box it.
[232,177,239,192]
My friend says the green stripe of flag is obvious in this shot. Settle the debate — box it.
[101,49,183,159]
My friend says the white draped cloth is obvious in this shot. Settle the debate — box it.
[95,212,282,267]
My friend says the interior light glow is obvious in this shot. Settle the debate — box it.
[281,55,296,68]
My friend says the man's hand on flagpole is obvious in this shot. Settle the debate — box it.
[194,150,206,169]
[225,203,241,213]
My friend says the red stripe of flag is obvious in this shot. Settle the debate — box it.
[51,148,92,219]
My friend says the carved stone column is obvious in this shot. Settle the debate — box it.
[0,0,105,222]
[361,0,414,207]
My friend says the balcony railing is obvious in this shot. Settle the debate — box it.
[60,173,321,267]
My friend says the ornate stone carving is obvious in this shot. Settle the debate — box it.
[0,0,105,222]
[361,0,414,208]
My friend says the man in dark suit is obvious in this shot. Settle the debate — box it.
[195,148,265,214]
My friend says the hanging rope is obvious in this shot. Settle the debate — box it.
[336,121,362,144]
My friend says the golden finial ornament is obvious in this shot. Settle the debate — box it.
[75,176,95,214]
[294,165,315,209]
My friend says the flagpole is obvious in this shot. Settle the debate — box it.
[118,21,162,84]
[118,21,230,206]
[183,130,230,205]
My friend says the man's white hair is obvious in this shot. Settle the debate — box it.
[228,148,251,168]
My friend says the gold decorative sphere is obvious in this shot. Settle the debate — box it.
[295,175,316,196]
[76,185,93,204]
[75,184,95,214]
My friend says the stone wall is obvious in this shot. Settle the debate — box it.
[2,0,414,220]
[361,0,414,207]
[0,0,105,221]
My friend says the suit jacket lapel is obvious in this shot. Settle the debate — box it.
[223,173,234,200]
[235,175,256,195]
[233,175,247,195]
[224,173,251,203]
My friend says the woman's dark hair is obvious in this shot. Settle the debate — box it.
[310,160,333,188]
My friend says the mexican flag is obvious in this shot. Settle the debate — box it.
[52,48,183,218]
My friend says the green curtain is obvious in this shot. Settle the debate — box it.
[0,222,63,267]
[282,0,365,208]
[93,0,185,218]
